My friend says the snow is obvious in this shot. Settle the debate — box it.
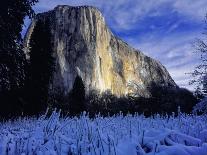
[0,111,207,155]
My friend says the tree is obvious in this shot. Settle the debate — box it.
[190,15,207,97]
[69,76,86,115]
[25,19,55,114]
[0,0,38,117]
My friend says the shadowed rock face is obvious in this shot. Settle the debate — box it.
[24,5,177,97]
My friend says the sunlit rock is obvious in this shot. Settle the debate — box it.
[24,5,177,97]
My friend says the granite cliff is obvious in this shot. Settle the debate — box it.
[24,5,177,98]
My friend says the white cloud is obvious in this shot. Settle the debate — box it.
[173,0,207,20]
[33,0,207,31]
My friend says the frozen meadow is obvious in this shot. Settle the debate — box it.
[0,110,207,155]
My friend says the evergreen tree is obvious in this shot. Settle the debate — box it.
[190,15,207,96]
[0,0,38,117]
[69,76,85,115]
[26,19,55,114]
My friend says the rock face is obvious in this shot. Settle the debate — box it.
[24,5,177,97]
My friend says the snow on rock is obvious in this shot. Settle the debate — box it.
[0,111,207,155]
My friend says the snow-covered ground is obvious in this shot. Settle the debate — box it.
[0,111,207,155]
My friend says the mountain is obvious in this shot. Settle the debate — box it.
[24,5,178,99]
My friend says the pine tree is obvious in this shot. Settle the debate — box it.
[26,19,55,114]
[69,76,86,115]
[190,15,207,97]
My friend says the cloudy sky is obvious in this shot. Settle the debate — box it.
[23,0,207,91]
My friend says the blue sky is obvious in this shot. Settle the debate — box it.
[23,0,207,91]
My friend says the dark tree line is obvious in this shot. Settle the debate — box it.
[0,0,38,118]
[85,85,196,117]
[0,0,86,117]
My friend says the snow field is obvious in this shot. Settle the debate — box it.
[0,111,207,155]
